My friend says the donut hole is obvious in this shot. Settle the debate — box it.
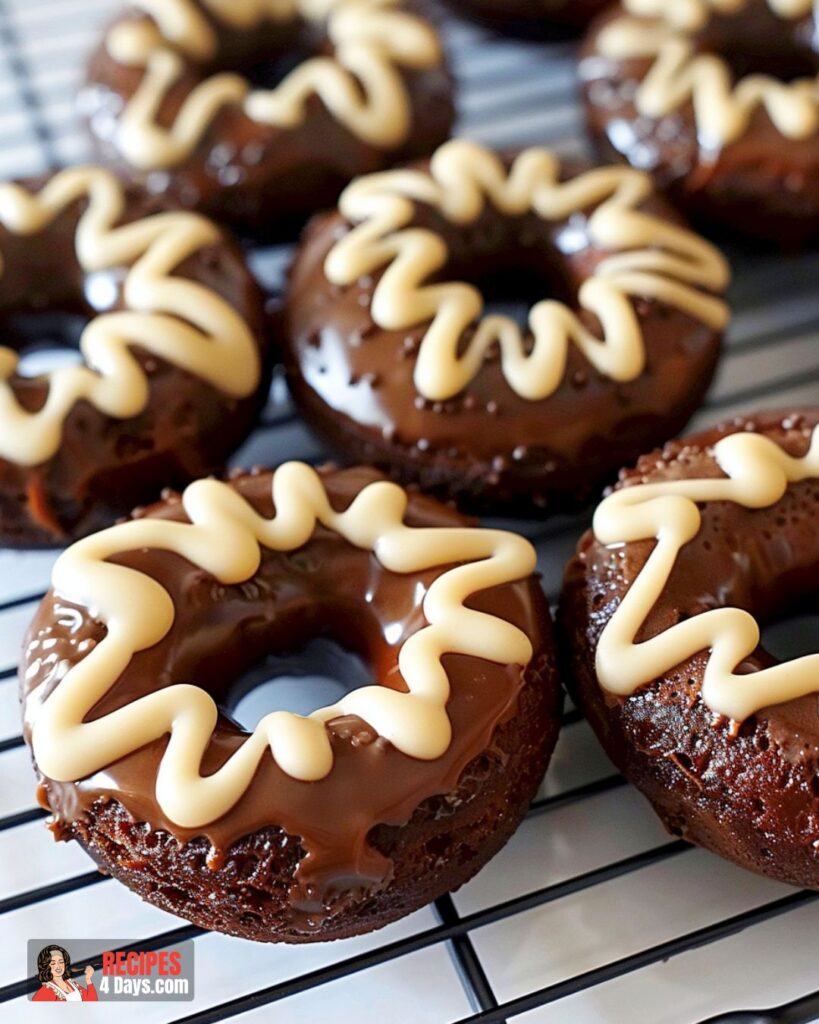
[705,40,819,84]
[696,17,819,84]
[431,213,586,338]
[0,249,122,383]
[462,263,575,333]
[150,542,421,740]
[239,38,321,92]
[4,309,88,378]
[196,15,325,91]
[242,50,316,91]
[226,636,374,725]
[760,607,819,663]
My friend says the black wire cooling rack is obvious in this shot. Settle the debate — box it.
[1,1,819,1022]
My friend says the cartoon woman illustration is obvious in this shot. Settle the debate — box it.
[32,945,98,1002]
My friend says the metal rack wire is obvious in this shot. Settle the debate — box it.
[0,1,818,1021]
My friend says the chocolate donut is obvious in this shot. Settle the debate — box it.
[561,409,819,889]
[581,0,819,245]
[82,0,455,232]
[442,0,611,36]
[0,167,268,547]
[281,140,730,515]
[22,464,561,942]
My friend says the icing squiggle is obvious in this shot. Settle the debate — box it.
[104,0,442,170]
[594,426,819,723]
[30,464,536,828]
[0,166,260,467]
[597,0,819,150]
[324,140,729,402]
[622,0,812,32]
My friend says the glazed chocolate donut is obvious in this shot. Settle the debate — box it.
[442,0,611,36]
[282,139,730,515]
[0,166,268,547]
[22,464,561,942]
[581,0,819,245]
[561,409,819,889]
[82,0,454,232]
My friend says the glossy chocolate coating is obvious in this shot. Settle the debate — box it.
[282,160,723,515]
[21,466,561,941]
[82,5,455,235]
[561,409,819,889]
[0,185,269,547]
[442,0,610,35]
[581,2,819,245]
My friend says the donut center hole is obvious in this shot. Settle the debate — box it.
[697,21,819,82]
[761,606,819,663]
[241,46,318,91]
[476,266,570,328]
[714,45,818,83]
[226,636,374,724]
[2,309,87,377]
[207,19,325,91]
[444,245,578,337]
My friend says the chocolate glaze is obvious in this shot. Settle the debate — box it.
[82,3,455,235]
[282,158,723,515]
[561,409,819,889]
[21,466,561,941]
[0,183,269,547]
[581,2,819,245]
[442,0,610,36]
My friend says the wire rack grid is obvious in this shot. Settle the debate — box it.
[0,1,818,1022]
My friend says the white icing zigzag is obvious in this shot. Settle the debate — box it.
[623,0,812,32]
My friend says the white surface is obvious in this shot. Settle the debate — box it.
[470,850,795,1004]
[228,945,474,1024]
[453,786,672,918]
[517,899,819,1024]
[0,1,816,1022]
